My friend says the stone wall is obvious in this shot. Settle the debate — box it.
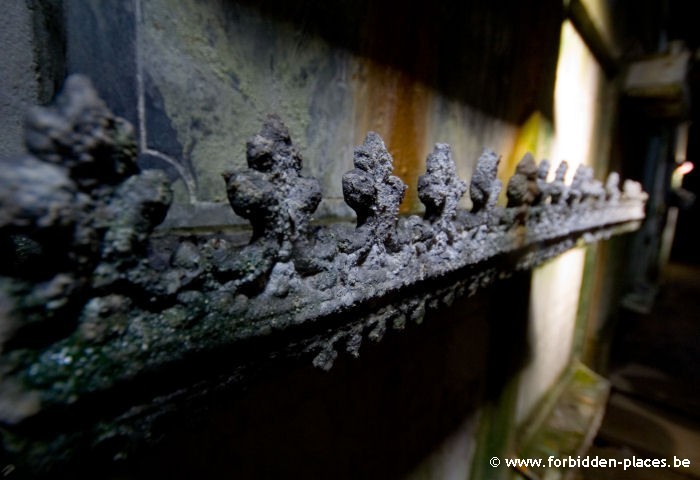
[0,2,39,158]
[64,0,561,226]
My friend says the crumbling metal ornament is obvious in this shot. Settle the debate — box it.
[0,74,171,354]
[550,161,569,205]
[417,143,467,244]
[24,75,139,191]
[569,165,605,206]
[418,143,467,224]
[341,132,407,258]
[507,152,541,208]
[0,75,650,473]
[223,114,322,259]
[469,148,502,213]
[534,159,551,205]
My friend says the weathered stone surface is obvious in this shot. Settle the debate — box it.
[124,0,562,225]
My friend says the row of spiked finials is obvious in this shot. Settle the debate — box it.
[0,75,648,374]
[8,73,644,258]
[223,114,646,247]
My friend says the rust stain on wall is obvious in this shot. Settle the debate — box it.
[353,58,431,213]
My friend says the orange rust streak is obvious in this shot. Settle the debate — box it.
[354,59,430,213]
[388,73,429,213]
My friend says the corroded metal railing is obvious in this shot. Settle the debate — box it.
[0,76,646,471]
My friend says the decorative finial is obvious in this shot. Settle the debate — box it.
[506,153,540,208]
[569,165,605,206]
[550,161,569,205]
[24,75,138,190]
[469,149,502,212]
[534,159,551,205]
[342,132,407,256]
[605,172,621,202]
[223,114,322,258]
[418,143,467,226]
